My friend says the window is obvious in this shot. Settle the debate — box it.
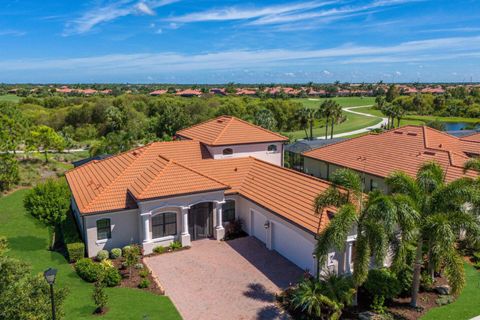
[267,144,277,152]
[370,179,379,191]
[222,200,236,223]
[222,148,233,156]
[152,212,177,239]
[96,219,111,240]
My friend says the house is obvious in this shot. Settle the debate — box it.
[303,126,480,193]
[175,89,202,97]
[66,116,353,275]
[176,116,288,166]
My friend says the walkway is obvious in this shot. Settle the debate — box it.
[145,237,304,320]
[316,105,387,139]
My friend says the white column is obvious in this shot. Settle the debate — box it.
[345,241,353,274]
[214,201,225,240]
[180,207,191,247]
[141,213,151,243]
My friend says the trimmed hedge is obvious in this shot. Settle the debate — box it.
[110,248,122,259]
[103,267,122,287]
[75,258,101,283]
[66,242,85,263]
[96,250,109,261]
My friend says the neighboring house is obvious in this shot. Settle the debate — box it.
[285,138,346,172]
[66,117,352,275]
[176,116,288,166]
[303,126,480,193]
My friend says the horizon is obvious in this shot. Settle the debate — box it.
[2,0,480,83]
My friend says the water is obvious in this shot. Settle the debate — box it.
[443,122,479,131]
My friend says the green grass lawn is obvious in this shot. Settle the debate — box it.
[421,263,480,320]
[0,94,20,103]
[403,115,480,124]
[293,96,376,108]
[0,190,181,320]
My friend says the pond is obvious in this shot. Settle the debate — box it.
[443,122,480,131]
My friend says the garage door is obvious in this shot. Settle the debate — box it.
[250,210,267,244]
[271,221,315,272]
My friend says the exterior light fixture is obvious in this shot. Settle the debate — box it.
[264,221,270,229]
[44,268,57,320]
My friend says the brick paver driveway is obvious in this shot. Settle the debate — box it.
[145,237,304,320]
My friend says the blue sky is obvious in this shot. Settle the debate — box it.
[1,0,480,83]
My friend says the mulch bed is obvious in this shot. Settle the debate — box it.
[111,258,164,295]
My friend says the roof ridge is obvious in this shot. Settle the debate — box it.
[212,116,234,145]
[176,116,231,137]
[130,155,173,199]
[82,143,156,212]
[228,116,289,141]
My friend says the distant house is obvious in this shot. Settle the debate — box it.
[210,88,226,95]
[149,89,167,96]
[303,126,479,193]
[421,86,445,94]
[66,116,356,275]
[236,88,257,96]
[175,89,202,97]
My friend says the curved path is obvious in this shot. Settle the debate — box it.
[317,105,387,139]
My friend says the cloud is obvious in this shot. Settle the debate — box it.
[2,36,479,76]
[64,0,178,35]
[0,29,26,36]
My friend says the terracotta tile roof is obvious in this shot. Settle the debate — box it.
[176,116,288,146]
[66,141,336,234]
[149,89,167,96]
[461,132,480,143]
[175,89,202,96]
[303,126,479,182]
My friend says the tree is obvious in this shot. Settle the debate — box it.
[92,279,108,314]
[319,100,336,139]
[375,96,386,110]
[254,109,277,131]
[386,84,398,103]
[296,107,320,140]
[0,240,68,319]
[30,125,66,163]
[329,102,342,139]
[124,245,140,279]
[24,179,71,249]
[0,154,20,192]
[154,105,190,137]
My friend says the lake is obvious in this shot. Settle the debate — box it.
[443,122,480,131]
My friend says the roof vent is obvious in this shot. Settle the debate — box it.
[132,151,139,157]
[393,131,403,134]
[438,143,443,148]
[424,151,436,156]
[217,119,224,123]
[407,132,418,136]
[234,167,238,172]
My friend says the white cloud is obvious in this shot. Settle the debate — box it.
[0,30,26,36]
[323,70,332,75]
[155,28,163,34]
[2,36,480,74]
[64,0,178,35]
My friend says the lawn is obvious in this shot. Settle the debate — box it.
[421,263,480,320]
[284,97,379,140]
[0,94,20,103]
[0,190,181,320]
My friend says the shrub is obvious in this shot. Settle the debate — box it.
[100,259,114,270]
[436,295,455,306]
[169,241,182,251]
[96,250,109,261]
[364,269,401,301]
[224,219,245,240]
[138,279,150,289]
[75,258,102,283]
[135,263,144,270]
[110,248,122,259]
[66,242,84,263]
[153,246,166,254]
[139,269,149,278]
[371,295,387,314]
[103,267,122,287]
[122,245,132,255]
[92,281,108,314]
[420,270,435,291]
[395,266,413,296]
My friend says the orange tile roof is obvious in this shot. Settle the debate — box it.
[176,116,288,146]
[66,141,335,234]
[303,126,479,182]
[461,132,480,143]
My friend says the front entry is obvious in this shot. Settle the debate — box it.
[188,203,213,240]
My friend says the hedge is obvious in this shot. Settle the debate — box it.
[62,209,85,262]
[66,242,85,263]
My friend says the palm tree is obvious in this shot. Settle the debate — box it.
[297,107,320,140]
[385,162,479,307]
[330,103,342,139]
[320,100,336,139]
[313,163,479,308]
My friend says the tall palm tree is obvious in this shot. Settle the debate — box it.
[313,163,479,308]
[320,100,336,139]
[330,103,343,139]
[297,107,320,140]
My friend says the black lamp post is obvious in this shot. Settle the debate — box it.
[44,268,57,320]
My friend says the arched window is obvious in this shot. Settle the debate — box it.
[222,200,236,223]
[222,148,233,156]
[152,212,177,239]
[267,144,277,152]
[96,219,111,240]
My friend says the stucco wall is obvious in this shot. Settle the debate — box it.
[235,195,344,275]
[303,157,389,193]
[84,209,140,257]
[206,142,283,166]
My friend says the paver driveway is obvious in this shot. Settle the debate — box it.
[145,237,304,320]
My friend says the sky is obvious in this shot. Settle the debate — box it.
[1,0,480,84]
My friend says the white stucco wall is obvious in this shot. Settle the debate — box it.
[303,157,389,193]
[83,209,140,257]
[206,142,283,166]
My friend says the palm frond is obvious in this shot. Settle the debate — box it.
[313,187,347,215]
[330,168,362,196]
[416,161,445,194]
[464,158,480,173]
[386,171,420,202]
[443,250,466,296]
[352,233,371,286]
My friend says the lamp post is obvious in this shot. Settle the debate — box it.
[44,268,57,320]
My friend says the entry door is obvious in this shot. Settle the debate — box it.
[188,203,213,240]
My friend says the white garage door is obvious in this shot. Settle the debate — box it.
[271,221,315,272]
[250,210,267,244]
